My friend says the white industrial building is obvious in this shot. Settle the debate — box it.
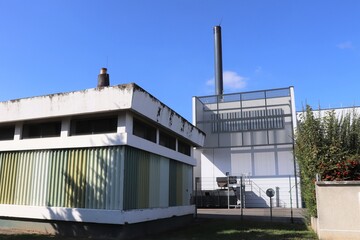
[0,69,205,237]
[297,106,360,119]
[192,87,301,208]
[192,26,301,209]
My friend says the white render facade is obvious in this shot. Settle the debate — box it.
[0,83,205,225]
[193,87,301,208]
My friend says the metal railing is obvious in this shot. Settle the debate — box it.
[193,176,298,209]
[193,176,302,222]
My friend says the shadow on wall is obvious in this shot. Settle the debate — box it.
[44,147,123,238]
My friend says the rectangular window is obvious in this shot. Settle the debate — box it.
[0,125,15,141]
[22,121,61,139]
[178,140,191,156]
[71,116,118,135]
[159,130,176,150]
[133,118,156,143]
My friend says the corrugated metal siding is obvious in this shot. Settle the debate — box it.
[123,147,150,210]
[0,145,192,211]
[48,150,66,207]
[123,147,193,210]
[148,154,160,208]
[0,152,18,204]
[168,160,177,206]
[0,147,124,210]
[159,157,169,207]
[169,161,192,206]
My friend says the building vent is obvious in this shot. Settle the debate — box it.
[97,68,110,87]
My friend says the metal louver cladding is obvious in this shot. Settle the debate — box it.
[123,146,193,210]
[0,147,124,210]
[169,161,192,207]
[0,145,193,211]
[123,147,150,210]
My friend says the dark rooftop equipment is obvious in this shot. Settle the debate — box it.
[213,25,223,96]
[97,68,110,87]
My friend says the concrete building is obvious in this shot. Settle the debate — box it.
[297,105,360,120]
[191,26,300,209]
[0,69,205,237]
[192,87,301,208]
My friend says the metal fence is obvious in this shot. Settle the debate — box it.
[192,176,303,221]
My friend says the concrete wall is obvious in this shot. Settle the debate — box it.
[314,181,360,240]
[0,83,205,147]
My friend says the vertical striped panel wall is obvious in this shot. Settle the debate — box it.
[0,146,192,211]
[0,147,123,209]
[122,147,192,210]
[168,161,192,206]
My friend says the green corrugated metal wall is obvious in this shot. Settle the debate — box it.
[123,147,192,210]
[0,146,192,211]
[169,161,192,206]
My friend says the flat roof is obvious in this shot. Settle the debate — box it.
[0,83,205,146]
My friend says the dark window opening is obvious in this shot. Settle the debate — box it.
[133,118,156,143]
[159,130,176,150]
[23,121,61,139]
[71,116,118,135]
[178,140,191,156]
[0,125,15,141]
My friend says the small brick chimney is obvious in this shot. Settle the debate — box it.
[97,68,110,87]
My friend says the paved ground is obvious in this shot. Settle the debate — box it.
[196,207,306,223]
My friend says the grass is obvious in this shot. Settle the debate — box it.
[0,219,317,240]
[141,219,318,240]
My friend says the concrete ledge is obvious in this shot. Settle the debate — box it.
[0,204,195,224]
[316,181,360,186]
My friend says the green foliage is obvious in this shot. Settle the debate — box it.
[295,105,360,217]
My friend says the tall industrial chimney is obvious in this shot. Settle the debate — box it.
[214,25,223,96]
[97,68,110,87]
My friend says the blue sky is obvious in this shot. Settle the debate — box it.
[1,0,359,121]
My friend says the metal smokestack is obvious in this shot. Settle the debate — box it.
[97,68,110,87]
[214,25,223,96]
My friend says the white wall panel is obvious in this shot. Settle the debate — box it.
[252,131,268,145]
[231,152,252,176]
[247,177,299,208]
[213,148,231,176]
[242,132,251,146]
[199,148,231,190]
[230,132,242,146]
[278,151,294,175]
[254,152,275,176]
[200,149,216,189]
[219,133,231,147]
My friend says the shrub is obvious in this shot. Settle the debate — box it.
[295,105,360,217]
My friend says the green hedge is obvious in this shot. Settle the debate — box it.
[295,105,360,217]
